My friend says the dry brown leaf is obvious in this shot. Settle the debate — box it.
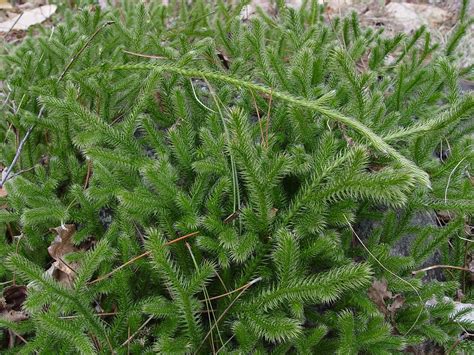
[369,279,406,319]
[0,5,57,32]
[368,163,384,172]
[0,188,8,209]
[1,309,28,322]
[46,224,80,287]
[269,207,279,219]
[435,210,452,226]
[48,224,77,260]
[217,50,230,70]
[368,279,391,316]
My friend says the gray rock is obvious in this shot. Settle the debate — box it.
[391,211,445,282]
[356,209,444,282]
[99,207,113,230]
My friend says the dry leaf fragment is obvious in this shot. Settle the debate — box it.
[269,207,278,219]
[0,285,28,322]
[48,224,77,261]
[0,186,7,206]
[1,309,29,322]
[217,51,230,70]
[46,224,80,287]
[368,163,384,172]
[0,165,7,208]
[0,5,57,32]
[387,294,405,318]
[368,279,405,319]
[368,279,391,316]
[435,210,452,226]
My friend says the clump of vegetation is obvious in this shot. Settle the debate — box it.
[0,0,473,353]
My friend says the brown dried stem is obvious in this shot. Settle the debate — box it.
[58,21,115,82]
[120,315,153,347]
[264,89,273,148]
[412,264,471,275]
[249,90,266,146]
[87,231,199,285]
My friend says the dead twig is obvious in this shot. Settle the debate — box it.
[5,12,24,36]
[8,329,28,346]
[83,159,92,189]
[0,123,36,188]
[338,123,355,147]
[57,256,78,275]
[447,334,472,354]
[223,210,240,224]
[216,334,234,354]
[58,21,115,82]
[8,165,38,180]
[0,29,55,187]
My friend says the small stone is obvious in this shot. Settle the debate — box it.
[99,207,114,230]
[384,3,451,33]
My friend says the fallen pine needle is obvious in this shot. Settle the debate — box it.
[196,277,262,353]
[87,231,199,285]
[121,315,153,347]
[59,312,118,320]
[123,50,166,60]
[412,264,471,275]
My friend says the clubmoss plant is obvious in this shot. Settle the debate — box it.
[0,0,473,353]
